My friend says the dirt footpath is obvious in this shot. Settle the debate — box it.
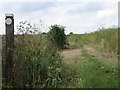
[60,45,117,64]
[60,49,81,64]
[84,45,118,62]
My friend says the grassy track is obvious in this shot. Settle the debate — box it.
[79,47,118,88]
[60,28,118,88]
[60,44,118,88]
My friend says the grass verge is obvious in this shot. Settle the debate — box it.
[78,49,118,88]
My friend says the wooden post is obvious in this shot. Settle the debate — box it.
[118,2,120,89]
[5,14,14,86]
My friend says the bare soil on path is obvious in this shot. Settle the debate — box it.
[84,45,118,62]
[60,49,81,64]
[61,45,117,64]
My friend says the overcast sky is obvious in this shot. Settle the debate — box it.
[0,0,118,34]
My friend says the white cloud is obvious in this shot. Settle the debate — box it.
[0,0,119,2]
[0,1,118,34]
[97,3,117,18]
[95,2,118,29]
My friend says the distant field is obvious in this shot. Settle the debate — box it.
[67,28,118,53]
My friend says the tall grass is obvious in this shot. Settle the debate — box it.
[79,49,118,88]
[92,28,118,53]
[2,34,63,88]
[67,28,118,53]
[2,21,64,88]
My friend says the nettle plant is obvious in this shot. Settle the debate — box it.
[12,21,63,88]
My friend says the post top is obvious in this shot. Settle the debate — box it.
[5,13,14,17]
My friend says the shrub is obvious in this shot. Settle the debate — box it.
[42,32,46,34]
[69,32,73,34]
[48,24,67,49]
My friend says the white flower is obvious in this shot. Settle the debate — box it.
[112,66,115,68]
[56,61,59,63]
[56,68,61,72]
[48,66,53,69]
[101,67,104,69]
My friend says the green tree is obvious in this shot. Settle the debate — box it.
[48,24,67,49]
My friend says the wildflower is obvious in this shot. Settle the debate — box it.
[56,68,61,72]
[48,66,53,69]
[112,66,115,68]
[56,61,59,64]
[81,57,84,59]
[101,67,104,69]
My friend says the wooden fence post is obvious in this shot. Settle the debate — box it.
[5,14,14,86]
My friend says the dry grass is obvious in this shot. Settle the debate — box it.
[84,45,118,62]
